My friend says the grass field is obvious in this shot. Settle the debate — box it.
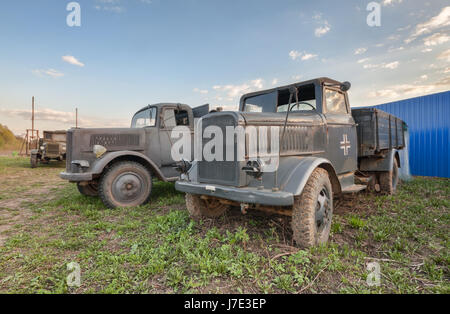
[0,156,448,293]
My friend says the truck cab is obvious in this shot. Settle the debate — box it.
[60,103,209,208]
[176,77,405,247]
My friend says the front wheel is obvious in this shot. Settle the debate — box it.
[99,161,152,208]
[291,168,333,248]
[30,154,38,168]
[77,182,99,197]
[185,194,230,219]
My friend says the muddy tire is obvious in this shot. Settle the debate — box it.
[99,161,152,209]
[379,159,399,195]
[30,154,38,168]
[185,193,230,219]
[77,182,99,197]
[291,168,333,248]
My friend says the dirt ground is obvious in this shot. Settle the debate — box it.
[0,156,448,294]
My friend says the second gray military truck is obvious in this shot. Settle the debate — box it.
[175,77,406,248]
[31,130,67,168]
[60,103,210,208]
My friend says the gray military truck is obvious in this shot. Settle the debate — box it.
[60,103,209,208]
[31,130,67,168]
[175,77,406,247]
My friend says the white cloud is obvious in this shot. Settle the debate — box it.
[301,53,318,61]
[388,46,405,52]
[32,69,64,78]
[315,24,331,37]
[271,78,278,86]
[0,107,128,128]
[382,0,403,6]
[251,79,264,89]
[422,48,433,53]
[94,0,125,13]
[423,32,450,46]
[406,6,450,43]
[357,58,370,64]
[383,61,400,69]
[368,76,450,99]
[289,50,302,60]
[363,61,399,70]
[289,50,318,61]
[212,78,265,100]
[420,75,428,80]
[354,47,367,55]
[193,88,208,94]
[437,49,450,62]
[292,75,302,81]
[62,55,85,67]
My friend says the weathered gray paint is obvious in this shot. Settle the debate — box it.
[359,149,400,172]
[60,103,204,183]
[176,77,406,207]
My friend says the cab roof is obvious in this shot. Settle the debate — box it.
[239,77,343,104]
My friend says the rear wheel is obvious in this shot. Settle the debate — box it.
[30,154,38,168]
[185,194,230,219]
[77,182,99,197]
[291,168,333,248]
[99,161,152,208]
[379,159,399,195]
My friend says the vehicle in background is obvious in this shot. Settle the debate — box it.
[30,130,67,168]
[60,103,210,208]
[175,77,407,248]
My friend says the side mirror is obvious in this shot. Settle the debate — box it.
[340,81,351,92]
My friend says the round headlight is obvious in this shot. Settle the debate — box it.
[40,146,45,150]
[93,145,107,158]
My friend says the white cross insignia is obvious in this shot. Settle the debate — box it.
[340,134,351,156]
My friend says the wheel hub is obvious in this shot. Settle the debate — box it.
[315,187,330,233]
[112,172,143,202]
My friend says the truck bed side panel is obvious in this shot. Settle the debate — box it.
[352,108,406,157]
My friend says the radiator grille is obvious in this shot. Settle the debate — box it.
[66,131,73,171]
[90,134,140,148]
[198,114,239,186]
[46,143,60,155]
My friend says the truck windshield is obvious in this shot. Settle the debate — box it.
[243,92,277,113]
[131,107,157,128]
[243,84,316,113]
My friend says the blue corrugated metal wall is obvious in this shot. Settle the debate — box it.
[374,91,450,178]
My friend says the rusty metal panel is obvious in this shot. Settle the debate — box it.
[374,91,450,178]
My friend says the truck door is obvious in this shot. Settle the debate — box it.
[159,107,192,167]
[323,88,357,174]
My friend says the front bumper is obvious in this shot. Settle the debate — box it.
[175,181,294,206]
[60,171,93,182]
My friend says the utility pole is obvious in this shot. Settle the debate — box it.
[76,108,78,128]
[31,96,35,138]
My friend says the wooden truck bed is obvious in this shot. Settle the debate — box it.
[352,108,406,157]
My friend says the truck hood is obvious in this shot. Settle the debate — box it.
[68,128,146,153]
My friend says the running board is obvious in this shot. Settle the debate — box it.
[341,184,367,194]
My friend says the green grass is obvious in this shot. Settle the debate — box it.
[0,156,448,293]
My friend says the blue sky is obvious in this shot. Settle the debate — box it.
[0,0,449,134]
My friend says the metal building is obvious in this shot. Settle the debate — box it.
[373,91,449,178]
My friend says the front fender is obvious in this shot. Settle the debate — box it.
[90,151,165,180]
[278,157,339,196]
